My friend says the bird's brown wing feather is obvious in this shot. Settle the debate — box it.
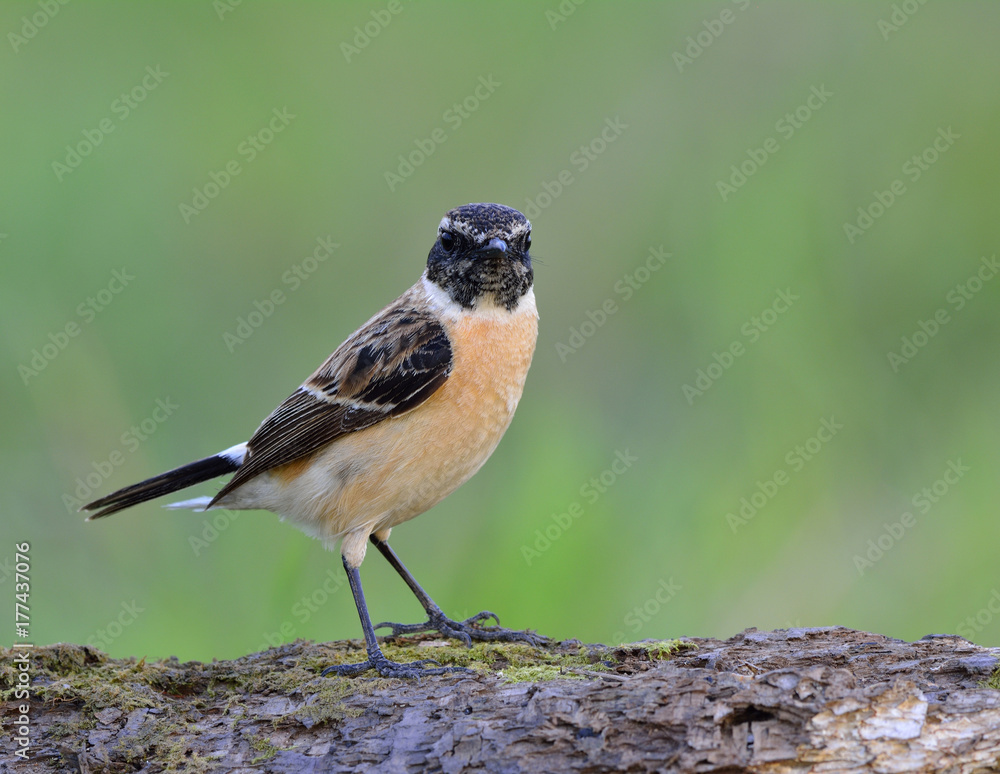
[209,297,452,505]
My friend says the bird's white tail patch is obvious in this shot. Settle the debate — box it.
[163,496,213,512]
[219,442,248,465]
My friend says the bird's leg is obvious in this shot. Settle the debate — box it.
[321,553,471,678]
[369,535,548,647]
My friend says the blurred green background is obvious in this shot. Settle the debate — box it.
[3,2,999,662]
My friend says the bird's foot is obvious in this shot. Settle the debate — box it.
[321,650,471,679]
[375,608,549,648]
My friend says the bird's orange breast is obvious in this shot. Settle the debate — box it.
[352,294,540,526]
[430,300,539,432]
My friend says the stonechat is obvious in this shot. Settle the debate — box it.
[82,203,544,677]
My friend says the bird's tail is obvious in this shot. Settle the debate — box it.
[81,443,247,520]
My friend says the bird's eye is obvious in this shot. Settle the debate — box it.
[440,231,456,251]
[525,233,532,250]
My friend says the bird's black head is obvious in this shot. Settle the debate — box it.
[426,203,533,311]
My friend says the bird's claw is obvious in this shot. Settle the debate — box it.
[375,608,548,648]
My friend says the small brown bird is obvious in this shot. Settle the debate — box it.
[82,203,543,677]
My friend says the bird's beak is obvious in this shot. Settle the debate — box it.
[475,237,508,260]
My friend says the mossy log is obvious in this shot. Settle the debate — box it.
[3,627,1000,773]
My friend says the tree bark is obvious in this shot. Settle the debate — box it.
[4,626,1000,773]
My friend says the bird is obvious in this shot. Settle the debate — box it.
[82,202,544,677]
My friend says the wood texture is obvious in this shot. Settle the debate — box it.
[4,627,1000,773]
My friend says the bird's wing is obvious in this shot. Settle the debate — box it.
[209,297,452,505]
